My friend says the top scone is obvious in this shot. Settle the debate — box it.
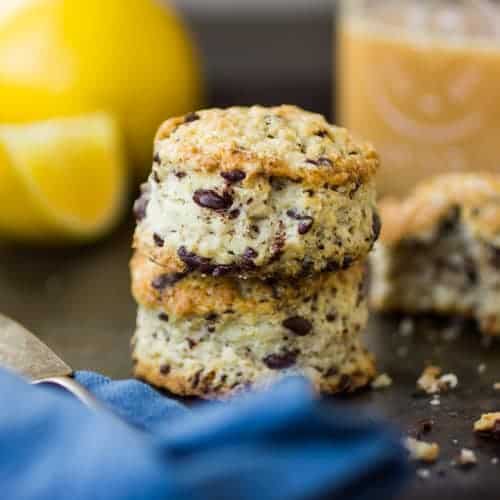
[134,105,380,278]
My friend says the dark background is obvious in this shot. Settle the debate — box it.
[180,1,334,117]
[2,3,500,499]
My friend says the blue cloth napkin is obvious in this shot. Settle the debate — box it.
[0,369,409,500]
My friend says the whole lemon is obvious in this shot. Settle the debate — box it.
[0,0,203,178]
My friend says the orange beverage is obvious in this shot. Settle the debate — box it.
[338,0,500,196]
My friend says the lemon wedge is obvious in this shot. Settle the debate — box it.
[0,112,127,243]
[0,0,203,178]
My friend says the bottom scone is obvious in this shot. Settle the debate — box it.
[131,253,375,398]
[370,173,500,335]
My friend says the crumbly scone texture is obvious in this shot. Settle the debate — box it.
[370,172,500,335]
[131,261,375,398]
[134,105,380,278]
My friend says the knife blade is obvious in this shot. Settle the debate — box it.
[0,313,72,380]
[0,313,100,409]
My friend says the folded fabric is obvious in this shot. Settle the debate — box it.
[0,369,409,500]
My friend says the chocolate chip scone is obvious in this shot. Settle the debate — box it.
[133,105,380,279]
[370,173,500,335]
[131,252,375,398]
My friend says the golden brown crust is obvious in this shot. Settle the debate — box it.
[154,105,379,188]
[132,349,376,400]
[474,412,500,433]
[379,173,500,246]
[130,251,365,318]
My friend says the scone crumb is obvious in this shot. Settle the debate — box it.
[417,468,431,480]
[455,448,477,467]
[477,363,487,374]
[371,373,393,390]
[417,366,458,394]
[430,395,441,406]
[405,437,440,463]
[493,382,500,391]
[474,412,500,439]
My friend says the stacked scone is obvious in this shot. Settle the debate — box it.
[131,105,381,398]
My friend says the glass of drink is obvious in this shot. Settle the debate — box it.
[337,0,500,196]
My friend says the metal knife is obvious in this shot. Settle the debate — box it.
[0,313,101,409]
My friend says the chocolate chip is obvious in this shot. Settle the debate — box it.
[153,170,161,183]
[343,256,354,269]
[438,206,460,236]
[228,208,240,219]
[349,181,361,199]
[220,170,246,183]
[325,367,338,377]
[133,183,150,221]
[372,211,382,242]
[175,171,187,179]
[158,313,169,322]
[338,374,351,391]
[326,313,337,322]
[193,189,233,210]
[191,369,202,388]
[286,208,302,219]
[315,130,328,138]
[317,157,333,166]
[152,272,186,290]
[286,209,314,235]
[298,219,313,235]
[262,349,299,370]
[489,246,500,268]
[153,152,161,164]
[212,264,238,277]
[153,233,164,247]
[205,313,218,321]
[306,157,332,167]
[243,247,258,260]
[187,338,197,349]
[464,257,478,285]
[282,316,312,336]
[270,177,285,191]
[178,246,213,273]
[184,112,200,123]
[357,271,369,306]
[159,364,170,375]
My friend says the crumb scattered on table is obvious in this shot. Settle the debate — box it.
[477,363,487,374]
[430,395,441,406]
[493,382,500,391]
[417,468,431,480]
[474,412,500,439]
[417,366,458,395]
[405,437,440,463]
[371,373,393,390]
[455,448,477,467]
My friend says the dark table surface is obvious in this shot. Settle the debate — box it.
[1,7,500,499]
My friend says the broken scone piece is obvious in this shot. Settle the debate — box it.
[474,412,500,438]
[370,173,500,335]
